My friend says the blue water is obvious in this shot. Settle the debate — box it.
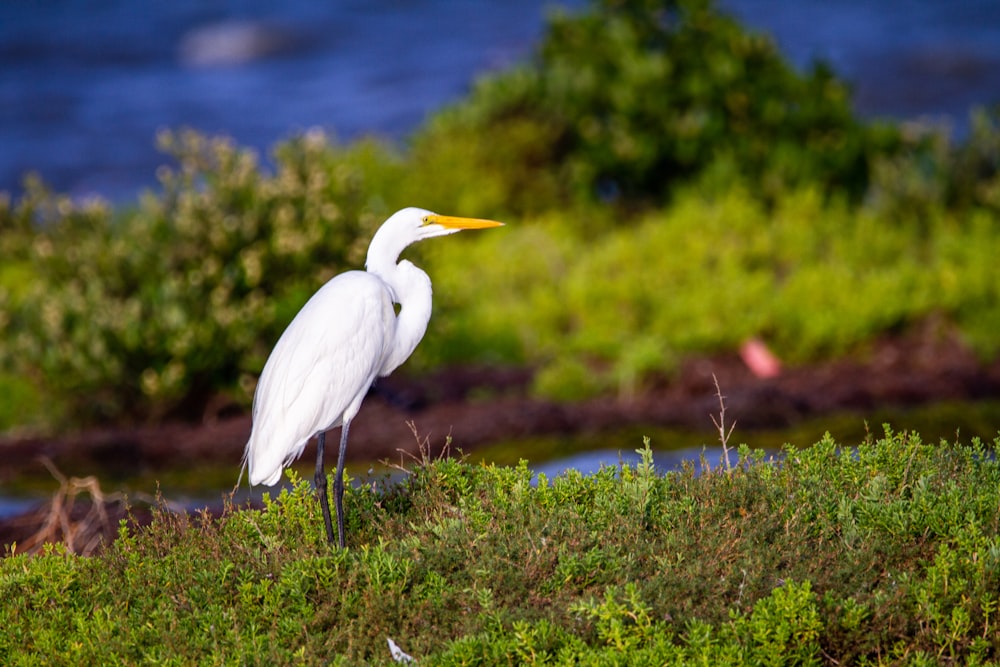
[529,445,752,480]
[0,445,747,521]
[722,0,1000,123]
[2,0,999,202]
[0,0,583,200]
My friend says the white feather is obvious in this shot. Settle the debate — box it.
[245,272,394,485]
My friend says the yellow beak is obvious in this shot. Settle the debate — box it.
[425,214,505,230]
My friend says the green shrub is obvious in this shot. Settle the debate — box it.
[0,131,403,422]
[412,0,899,214]
[869,106,1000,224]
[424,187,1000,399]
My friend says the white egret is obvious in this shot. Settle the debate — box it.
[242,207,504,547]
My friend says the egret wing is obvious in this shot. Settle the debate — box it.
[245,271,395,485]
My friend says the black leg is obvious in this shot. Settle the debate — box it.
[315,431,335,544]
[334,420,351,549]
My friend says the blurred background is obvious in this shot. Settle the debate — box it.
[2,0,584,200]
[3,0,999,201]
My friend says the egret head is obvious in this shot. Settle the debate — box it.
[396,207,504,240]
[366,207,504,272]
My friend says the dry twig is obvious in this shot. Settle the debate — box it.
[386,421,455,473]
[710,374,737,472]
[17,457,125,556]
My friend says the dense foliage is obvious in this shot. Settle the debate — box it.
[425,186,1000,399]
[410,0,899,213]
[0,132,403,422]
[1,0,999,425]
[3,430,1000,664]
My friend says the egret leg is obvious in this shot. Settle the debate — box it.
[333,420,351,549]
[315,431,336,544]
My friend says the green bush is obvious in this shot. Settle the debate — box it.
[869,106,1000,223]
[424,187,1000,399]
[0,131,403,422]
[411,0,899,214]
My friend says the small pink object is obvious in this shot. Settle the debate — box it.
[740,338,782,378]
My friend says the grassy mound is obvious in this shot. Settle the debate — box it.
[3,428,999,664]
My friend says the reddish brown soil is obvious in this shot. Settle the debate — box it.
[3,322,1000,553]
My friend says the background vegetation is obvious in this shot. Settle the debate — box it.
[1,0,998,427]
[3,430,1000,664]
